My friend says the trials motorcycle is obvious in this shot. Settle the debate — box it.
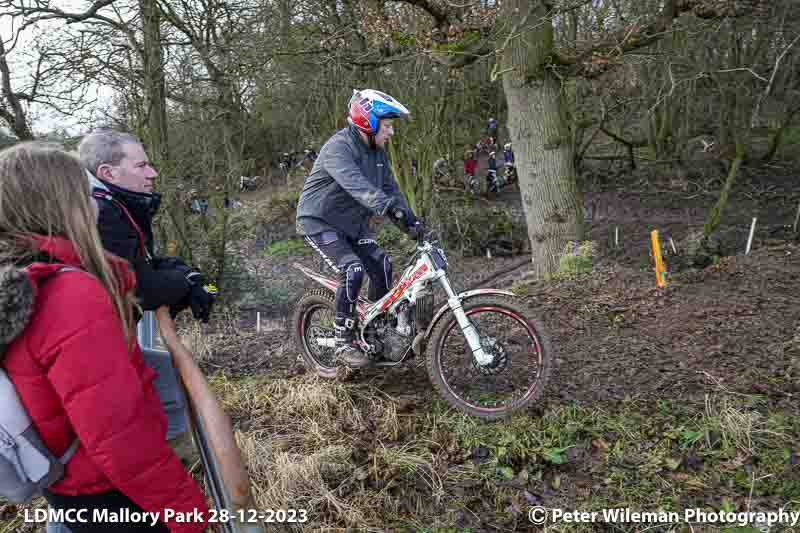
[488,164,518,195]
[292,228,552,420]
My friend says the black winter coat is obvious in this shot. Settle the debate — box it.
[90,176,190,311]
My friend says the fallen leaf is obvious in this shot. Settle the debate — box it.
[593,438,610,452]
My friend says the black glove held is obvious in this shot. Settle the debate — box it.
[390,207,418,234]
[186,272,217,323]
[168,299,190,320]
[133,256,191,311]
[150,256,191,275]
[407,220,425,240]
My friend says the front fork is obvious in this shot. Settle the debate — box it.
[437,275,493,366]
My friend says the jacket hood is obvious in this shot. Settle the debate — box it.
[87,170,162,219]
[0,260,69,360]
[0,236,137,359]
[0,265,37,358]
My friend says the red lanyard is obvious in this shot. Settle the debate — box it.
[92,191,149,260]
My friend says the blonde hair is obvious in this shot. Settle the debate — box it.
[0,142,135,344]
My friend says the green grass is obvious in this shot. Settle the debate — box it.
[421,394,799,528]
[262,239,311,257]
[6,377,796,532]
[552,240,597,279]
[779,125,800,160]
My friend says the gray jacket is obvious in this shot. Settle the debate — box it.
[296,127,408,239]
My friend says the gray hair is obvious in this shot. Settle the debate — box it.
[78,129,142,175]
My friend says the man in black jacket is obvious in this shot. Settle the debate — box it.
[79,129,215,321]
[296,89,422,368]
[79,130,215,454]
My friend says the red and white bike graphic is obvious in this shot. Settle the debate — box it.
[292,234,552,420]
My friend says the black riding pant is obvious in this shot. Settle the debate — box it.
[304,231,392,322]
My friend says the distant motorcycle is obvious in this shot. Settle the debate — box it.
[292,223,552,420]
[239,176,260,192]
[464,173,479,196]
[488,164,517,195]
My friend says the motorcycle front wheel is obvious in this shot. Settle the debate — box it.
[426,295,552,420]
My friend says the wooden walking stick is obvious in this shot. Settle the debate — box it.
[155,307,265,533]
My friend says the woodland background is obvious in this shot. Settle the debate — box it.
[1,0,798,284]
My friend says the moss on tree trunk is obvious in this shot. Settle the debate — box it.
[500,1,584,278]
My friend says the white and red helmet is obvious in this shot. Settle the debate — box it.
[348,89,410,136]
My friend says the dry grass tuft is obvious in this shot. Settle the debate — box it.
[210,375,433,528]
[703,394,787,457]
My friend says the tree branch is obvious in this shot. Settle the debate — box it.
[553,0,770,78]
[392,0,450,28]
[10,0,142,57]
[0,38,33,139]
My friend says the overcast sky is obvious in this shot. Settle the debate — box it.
[1,11,111,136]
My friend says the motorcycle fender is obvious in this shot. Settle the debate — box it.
[293,262,338,292]
[292,262,370,317]
[424,288,517,339]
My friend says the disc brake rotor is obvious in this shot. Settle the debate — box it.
[308,325,334,357]
[472,336,509,375]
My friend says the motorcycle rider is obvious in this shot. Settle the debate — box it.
[502,142,516,183]
[487,151,498,193]
[487,117,498,141]
[432,156,450,184]
[296,89,423,368]
[502,142,514,165]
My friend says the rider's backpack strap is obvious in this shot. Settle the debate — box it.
[0,266,81,503]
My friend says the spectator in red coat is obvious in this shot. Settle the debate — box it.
[463,150,478,192]
[464,156,477,178]
[0,142,209,533]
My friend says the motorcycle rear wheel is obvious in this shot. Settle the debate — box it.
[292,289,341,378]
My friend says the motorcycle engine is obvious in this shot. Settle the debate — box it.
[366,296,435,363]
[370,303,412,362]
[412,291,434,330]
[382,327,412,362]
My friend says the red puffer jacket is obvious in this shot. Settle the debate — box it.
[1,236,209,533]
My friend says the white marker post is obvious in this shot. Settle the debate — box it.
[615,227,619,248]
[257,312,261,333]
[746,217,757,255]
[793,200,800,234]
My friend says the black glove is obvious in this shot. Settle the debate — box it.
[407,220,425,240]
[144,256,191,316]
[185,272,217,323]
[390,207,418,233]
[133,256,191,311]
[150,256,191,275]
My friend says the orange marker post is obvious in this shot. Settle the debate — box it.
[650,230,667,288]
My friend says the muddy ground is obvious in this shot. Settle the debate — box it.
[206,159,800,410]
[172,159,800,532]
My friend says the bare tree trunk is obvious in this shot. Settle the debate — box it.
[703,139,745,237]
[763,105,800,161]
[0,39,34,140]
[500,0,583,278]
[139,0,168,165]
